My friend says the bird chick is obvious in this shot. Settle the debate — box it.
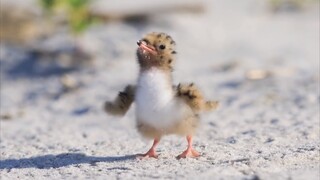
[104,32,218,159]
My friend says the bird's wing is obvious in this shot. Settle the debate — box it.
[175,83,219,113]
[104,84,136,116]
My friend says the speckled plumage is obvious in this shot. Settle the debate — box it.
[104,32,218,158]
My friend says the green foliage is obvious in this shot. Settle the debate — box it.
[269,0,318,11]
[40,0,56,11]
[69,0,90,8]
[39,0,97,34]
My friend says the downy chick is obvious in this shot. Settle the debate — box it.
[104,32,218,159]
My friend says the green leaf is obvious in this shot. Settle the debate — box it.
[40,0,56,10]
[68,0,90,8]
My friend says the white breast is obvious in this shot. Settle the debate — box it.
[135,69,191,129]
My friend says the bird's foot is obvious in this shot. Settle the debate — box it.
[136,149,159,159]
[176,148,200,159]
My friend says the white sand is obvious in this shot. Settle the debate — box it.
[1,0,319,179]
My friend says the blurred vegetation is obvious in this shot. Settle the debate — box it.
[39,0,98,34]
[269,0,319,11]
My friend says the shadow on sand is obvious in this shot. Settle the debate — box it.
[0,153,136,169]
[4,53,76,79]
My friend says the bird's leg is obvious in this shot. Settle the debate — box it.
[177,135,200,159]
[136,138,160,159]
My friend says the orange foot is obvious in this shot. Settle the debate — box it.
[136,138,160,159]
[176,148,200,159]
[136,149,158,159]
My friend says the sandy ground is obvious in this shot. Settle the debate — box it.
[1,0,319,179]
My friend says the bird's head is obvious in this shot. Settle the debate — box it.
[136,32,177,71]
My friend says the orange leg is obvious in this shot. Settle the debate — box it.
[177,135,200,159]
[136,138,160,159]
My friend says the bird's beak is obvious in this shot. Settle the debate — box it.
[137,40,157,55]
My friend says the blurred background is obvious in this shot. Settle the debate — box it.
[0,0,319,130]
[0,1,319,178]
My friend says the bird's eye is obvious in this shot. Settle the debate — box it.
[159,45,166,50]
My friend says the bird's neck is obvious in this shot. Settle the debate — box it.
[138,68,173,91]
[137,54,175,72]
